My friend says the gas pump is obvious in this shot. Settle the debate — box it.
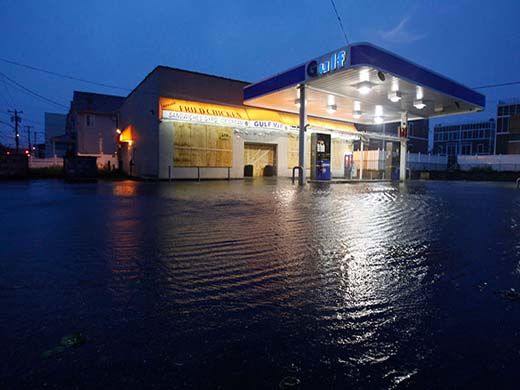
[311,133,331,180]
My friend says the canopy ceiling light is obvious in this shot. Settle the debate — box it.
[374,105,384,123]
[388,91,402,103]
[352,110,363,119]
[413,99,426,110]
[434,103,444,113]
[355,81,375,95]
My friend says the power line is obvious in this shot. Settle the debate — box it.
[1,74,14,108]
[1,72,69,109]
[473,80,520,90]
[0,57,131,92]
[329,0,350,45]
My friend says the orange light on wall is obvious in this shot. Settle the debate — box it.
[119,125,134,145]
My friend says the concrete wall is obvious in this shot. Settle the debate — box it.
[119,72,160,178]
[156,121,355,180]
[158,121,290,179]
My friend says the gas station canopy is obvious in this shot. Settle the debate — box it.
[243,43,485,125]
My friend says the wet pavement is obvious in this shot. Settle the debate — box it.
[1,179,520,389]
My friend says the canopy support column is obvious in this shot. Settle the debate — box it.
[359,139,364,180]
[400,111,408,182]
[298,84,306,185]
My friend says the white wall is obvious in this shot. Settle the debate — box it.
[458,154,520,171]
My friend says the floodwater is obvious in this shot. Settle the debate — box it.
[1,179,520,389]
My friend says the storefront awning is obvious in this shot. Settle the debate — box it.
[159,97,359,134]
[243,43,485,125]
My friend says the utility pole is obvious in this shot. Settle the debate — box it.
[8,110,22,154]
[26,125,33,153]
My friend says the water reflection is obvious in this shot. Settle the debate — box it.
[2,179,520,389]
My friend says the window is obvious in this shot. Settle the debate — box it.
[461,144,471,155]
[86,115,94,127]
[477,144,484,154]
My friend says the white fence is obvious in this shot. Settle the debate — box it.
[77,153,118,170]
[29,157,63,169]
[458,154,520,172]
[353,150,385,170]
[353,150,447,172]
[407,152,447,171]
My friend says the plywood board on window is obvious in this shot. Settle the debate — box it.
[173,123,232,167]
[288,134,310,169]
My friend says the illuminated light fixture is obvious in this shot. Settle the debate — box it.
[359,68,370,82]
[413,99,426,110]
[116,128,121,134]
[355,81,374,95]
[374,105,384,123]
[327,104,337,114]
[388,91,402,103]
[416,86,424,100]
[391,77,399,92]
[128,140,134,146]
[352,101,362,119]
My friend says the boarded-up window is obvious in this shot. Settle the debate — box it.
[287,134,310,169]
[173,123,232,167]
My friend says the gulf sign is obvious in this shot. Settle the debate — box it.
[307,49,347,78]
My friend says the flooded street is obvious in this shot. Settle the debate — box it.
[1,179,520,389]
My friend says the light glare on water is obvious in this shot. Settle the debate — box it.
[1,179,520,389]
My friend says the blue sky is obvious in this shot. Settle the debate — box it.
[1,0,519,146]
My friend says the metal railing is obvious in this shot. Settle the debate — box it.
[292,166,303,184]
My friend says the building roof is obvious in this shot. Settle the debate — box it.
[71,91,125,114]
[244,42,485,125]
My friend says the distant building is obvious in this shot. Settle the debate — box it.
[67,91,125,155]
[355,119,429,153]
[44,113,68,157]
[432,119,495,157]
[496,99,520,154]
